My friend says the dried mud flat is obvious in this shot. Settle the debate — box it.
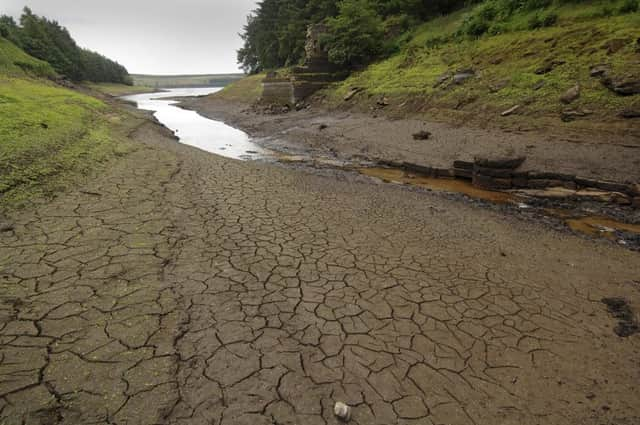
[1,119,640,425]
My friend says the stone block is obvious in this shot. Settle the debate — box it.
[453,160,474,170]
[453,168,473,179]
[435,168,454,178]
[474,156,526,170]
[262,81,294,105]
[473,165,514,178]
[402,162,435,176]
[472,174,512,190]
[528,179,577,190]
[527,171,575,182]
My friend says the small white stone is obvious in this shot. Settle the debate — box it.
[334,401,352,421]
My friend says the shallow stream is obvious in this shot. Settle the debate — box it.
[123,87,270,160]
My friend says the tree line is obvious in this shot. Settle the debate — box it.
[0,7,132,84]
[237,0,470,73]
[237,0,612,74]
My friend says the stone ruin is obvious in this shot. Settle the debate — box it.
[303,24,332,72]
[261,24,345,106]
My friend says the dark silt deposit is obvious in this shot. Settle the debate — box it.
[602,297,639,337]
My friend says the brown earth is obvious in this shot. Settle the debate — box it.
[1,108,640,424]
[179,96,640,185]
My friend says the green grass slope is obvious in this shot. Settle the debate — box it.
[211,73,266,103]
[325,1,640,129]
[0,37,137,209]
[85,82,156,96]
[0,36,55,78]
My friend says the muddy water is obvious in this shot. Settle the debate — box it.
[565,216,640,240]
[359,167,640,245]
[123,88,270,160]
[359,167,515,203]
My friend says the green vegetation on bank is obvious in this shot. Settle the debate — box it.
[326,1,639,118]
[238,0,468,73]
[86,82,156,97]
[0,77,136,208]
[233,0,639,124]
[212,73,265,103]
[0,37,138,209]
[0,7,131,84]
[0,35,53,77]
[239,0,639,73]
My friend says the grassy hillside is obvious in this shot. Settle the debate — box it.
[0,37,138,209]
[324,1,640,124]
[0,36,55,78]
[211,73,266,103]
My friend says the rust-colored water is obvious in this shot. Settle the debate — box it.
[360,167,640,243]
[565,217,640,240]
[358,167,515,203]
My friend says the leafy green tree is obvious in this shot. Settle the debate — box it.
[323,0,384,68]
[238,0,341,73]
[0,15,18,39]
[236,0,475,72]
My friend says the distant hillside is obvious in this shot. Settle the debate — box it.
[131,73,245,88]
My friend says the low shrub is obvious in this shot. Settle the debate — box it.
[619,0,639,13]
[528,11,558,29]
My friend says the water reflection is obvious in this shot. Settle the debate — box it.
[123,87,269,160]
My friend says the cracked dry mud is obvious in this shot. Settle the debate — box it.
[1,121,640,425]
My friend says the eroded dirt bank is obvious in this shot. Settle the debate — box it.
[1,116,640,425]
[179,96,640,185]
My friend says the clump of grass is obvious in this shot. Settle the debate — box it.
[618,0,639,13]
[527,11,558,29]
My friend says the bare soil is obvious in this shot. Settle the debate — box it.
[1,110,640,424]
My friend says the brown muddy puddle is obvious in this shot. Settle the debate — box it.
[359,167,640,245]
[559,214,640,241]
[358,167,515,203]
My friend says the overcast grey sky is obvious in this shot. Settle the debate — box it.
[3,0,258,74]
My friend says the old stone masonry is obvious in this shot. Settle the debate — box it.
[1,121,640,425]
